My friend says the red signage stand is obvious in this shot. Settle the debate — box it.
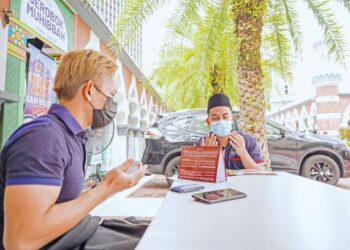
[178,146,226,183]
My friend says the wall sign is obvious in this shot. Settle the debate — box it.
[20,0,68,51]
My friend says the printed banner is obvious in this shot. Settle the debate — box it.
[20,0,68,51]
[24,44,56,120]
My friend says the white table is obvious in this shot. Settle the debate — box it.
[136,172,350,250]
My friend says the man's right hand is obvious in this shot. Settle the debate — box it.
[200,134,218,146]
[102,159,147,196]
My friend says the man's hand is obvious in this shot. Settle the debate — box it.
[200,134,218,146]
[102,159,147,196]
[229,132,247,157]
[3,160,146,249]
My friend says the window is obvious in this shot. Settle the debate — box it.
[159,116,193,135]
[173,116,192,129]
[266,123,282,138]
[191,115,210,133]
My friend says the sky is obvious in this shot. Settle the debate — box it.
[142,0,350,104]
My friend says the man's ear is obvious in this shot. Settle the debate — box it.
[83,80,94,102]
[206,117,210,126]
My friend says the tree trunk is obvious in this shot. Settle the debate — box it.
[210,64,225,94]
[233,0,270,168]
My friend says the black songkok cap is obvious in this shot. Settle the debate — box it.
[207,93,232,113]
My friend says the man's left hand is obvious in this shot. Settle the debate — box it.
[229,132,247,157]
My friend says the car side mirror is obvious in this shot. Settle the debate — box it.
[280,129,286,138]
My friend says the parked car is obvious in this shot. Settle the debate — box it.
[142,110,350,185]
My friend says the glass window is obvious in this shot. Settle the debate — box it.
[159,116,193,135]
[191,115,210,133]
[173,116,192,129]
[266,123,281,137]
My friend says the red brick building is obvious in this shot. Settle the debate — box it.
[268,42,350,136]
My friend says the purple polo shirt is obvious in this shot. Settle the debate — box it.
[2,104,87,201]
[0,104,88,242]
[196,131,264,170]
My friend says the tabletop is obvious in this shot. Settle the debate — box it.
[136,172,350,250]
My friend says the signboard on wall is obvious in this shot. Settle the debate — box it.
[20,0,68,51]
[24,44,56,120]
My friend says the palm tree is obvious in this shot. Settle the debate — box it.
[150,10,239,110]
[150,15,274,111]
[107,0,349,165]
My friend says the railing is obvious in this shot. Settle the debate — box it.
[85,0,142,67]
[87,0,117,32]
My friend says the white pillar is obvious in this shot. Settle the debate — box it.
[139,131,145,161]
[127,130,135,159]
[110,133,127,167]
[134,132,140,160]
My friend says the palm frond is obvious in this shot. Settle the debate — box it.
[305,0,348,67]
[193,0,232,86]
[166,0,208,38]
[263,4,293,82]
[109,0,169,53]
[276,0,303,56]
[151,0,239,110]
[336,0,350,12]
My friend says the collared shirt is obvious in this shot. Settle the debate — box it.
[196,132,264,170]
[0,104,87,242]
[0,104,88,240]
[1,103,87,201]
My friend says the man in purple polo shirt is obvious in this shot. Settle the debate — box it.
[0,50,147,249]
[197,93,265,170]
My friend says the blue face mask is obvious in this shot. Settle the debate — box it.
[210,120,233,137]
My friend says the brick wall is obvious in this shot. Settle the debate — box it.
[73,15,90,49]
[316,86,339,97]
[100,42,116,60]
[136,80,143,102]
[122,65,132,96]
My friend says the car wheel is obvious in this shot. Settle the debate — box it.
[301,155,340,185]
[164,156,180,186]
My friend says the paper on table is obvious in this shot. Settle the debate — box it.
[227,169,277,176]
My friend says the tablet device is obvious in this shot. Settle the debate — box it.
[192,188,247,204]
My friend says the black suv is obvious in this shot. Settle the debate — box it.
[142,110,350,185]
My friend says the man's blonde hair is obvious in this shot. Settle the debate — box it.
[54,49,117,100]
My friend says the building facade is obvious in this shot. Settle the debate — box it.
[268,42,350,136]
[88,0,143,67]
[0,0,164,169]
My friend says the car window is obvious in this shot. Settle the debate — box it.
[266,123,281,137]
[233,114,240,130]
[191,115,210,133]
[174,116,193,129]
[159,116,193,135]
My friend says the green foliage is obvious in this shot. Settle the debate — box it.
[166,0,209,38]
[106,0,349,109]
[305,0,348,67]
[339,128,350,147]
[263,1,293,81]
[152,0,238,110]
[109,0,169,53]
[277,0,303,56]
[336,0,350,13]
